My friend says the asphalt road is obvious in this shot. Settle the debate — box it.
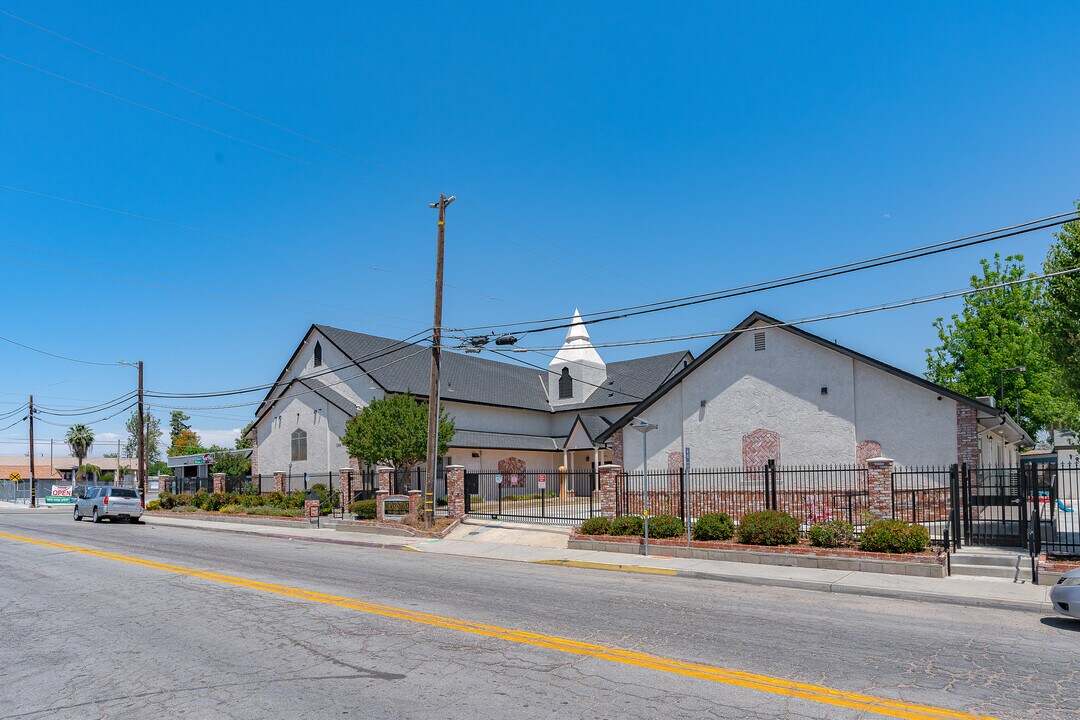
[0,510,1076,720]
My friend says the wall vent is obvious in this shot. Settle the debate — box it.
[753,331,766,351]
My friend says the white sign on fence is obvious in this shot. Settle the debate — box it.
[538,473,546,489]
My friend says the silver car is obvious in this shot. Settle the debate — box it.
[1050,568,1080,619]
[73,486,143,523]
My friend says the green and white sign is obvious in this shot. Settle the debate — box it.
[45,485,74,504]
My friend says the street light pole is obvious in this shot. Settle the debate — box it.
[632,418,658,556]
[998,365,1027,416]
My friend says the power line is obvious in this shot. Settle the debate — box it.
[448,214,1076,337]
[0,184,503,304]
[0,333,121,367]
[483,348,645,403]
[32,401,137,428]
[34,392,139,417]
[145,330,432,399]
[475,264,1080,353]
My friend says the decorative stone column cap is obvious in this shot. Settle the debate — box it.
[598,464,622,471]
[866,457,894,467]
[406,489,422,495]
[375,489,390,495]
[274,470,286,475]
[376,466,394,472]
[446,464,465,470]
[339,468,353,473]
[212,472,225,478]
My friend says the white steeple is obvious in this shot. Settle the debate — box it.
[548,309,607,406]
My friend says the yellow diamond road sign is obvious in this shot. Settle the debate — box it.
[9,472,20,481]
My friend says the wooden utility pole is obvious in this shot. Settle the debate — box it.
[424,194,454,528]
[28,395,36,508]
[137,360,145,506]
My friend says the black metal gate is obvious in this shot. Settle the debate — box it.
[464,470,597,526]
[959,464,1027,547]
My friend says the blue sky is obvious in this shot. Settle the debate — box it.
[2,1,1078,456]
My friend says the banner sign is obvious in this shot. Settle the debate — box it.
[45,485,74,504]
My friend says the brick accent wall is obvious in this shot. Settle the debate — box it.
[856,441,882,468]
[866,457,894,520]
[304,497,320,519]
[212,473,225,494]
[598,464,620,519]
[377,467,393,493]
[742,428,780,468]
[956,404,979,468]
[375,489,389,522]
[445,465,465,519]
[339,468,353,510]
[407,490,422,519]
[250,437,259,477]
[273,471,287,494]
[611,429,624,467]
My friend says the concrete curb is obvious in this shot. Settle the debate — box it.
[539,560,1051,614]
[146,516,1051,614]
[143,517,407,551]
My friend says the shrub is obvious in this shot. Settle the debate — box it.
[692,513,735,541]
[145,499,161,511]
[175,494,194,507]
[436,496,448,507]
[578,517,612,535]
[808,519,856,548]
[859,520,930,554]
[647,514,685,539]
[157,492,176,510]
[173,505,199,513]
[350,499,376,519]
[219,504,246,514]
[609,515,645,536]
[736,510,800,546]
[243,505,302,517]
[285,490,307,509]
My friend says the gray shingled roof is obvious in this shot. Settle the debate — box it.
[576,415,613,442]
[298,376,359,414]
[315,324,689,414]
[452,430,561,451]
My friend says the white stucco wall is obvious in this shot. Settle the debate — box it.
[254,386,352,477]
[621,324,961,471]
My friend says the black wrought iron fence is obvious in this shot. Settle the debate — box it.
[1036,460,1080,556]
[466,470,596,525]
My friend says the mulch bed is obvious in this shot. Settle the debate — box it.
[571,532,944,564]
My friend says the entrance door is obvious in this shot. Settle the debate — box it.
[962,464,1027,547]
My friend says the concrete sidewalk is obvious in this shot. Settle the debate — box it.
[141,514,1056,615]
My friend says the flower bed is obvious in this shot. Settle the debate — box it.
[568,532,946,577]
[336,516,460,539]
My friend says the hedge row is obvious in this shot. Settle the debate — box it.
[154,484,339,516]
[578,512,929,553]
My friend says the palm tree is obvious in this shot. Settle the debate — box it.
[66,424,95,482]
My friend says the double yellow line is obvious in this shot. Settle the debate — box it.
[0,530,996,720]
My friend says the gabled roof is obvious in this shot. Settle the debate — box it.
[563,414,614,449]
[451,430,561,452]
[554,352,692,413]
[297,376,359,415]
[597,311,1021,443]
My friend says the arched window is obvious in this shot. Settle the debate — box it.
[559,367,573,399]
[313,341,323,367]
[291,428,307,461]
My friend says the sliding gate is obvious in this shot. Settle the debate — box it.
[464,470,597,526]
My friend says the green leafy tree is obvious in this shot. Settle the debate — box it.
[78,464,102,481]
[65,424,95,480]
[1042,204,1080,421]
[341,392,455,470]
[235,421,255,449]
[169,410,191,445]
[926,253,1077,438]
[168,428,203,457]
[148,459,172,476]
[125,410,163,466]
[211,452,252,476]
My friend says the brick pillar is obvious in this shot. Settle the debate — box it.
[407,489,422,519]
[598,464,621,519]
[956,404,979,469]
[273,471,287,494]
[377,466,393,493]
[250,436,259,477]
[375,489,389,522]
[304,495,320,520]
[866,457,894,520]
[339,468,353,510]
[445,465,465,519]
[212,473,226,494]
[611,429,624,467]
